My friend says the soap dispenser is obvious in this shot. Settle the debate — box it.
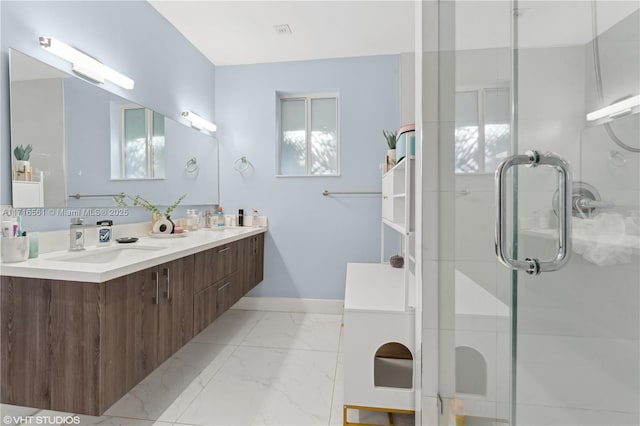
[69,218,85,251]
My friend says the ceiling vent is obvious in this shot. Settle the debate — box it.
[274,24,292,35]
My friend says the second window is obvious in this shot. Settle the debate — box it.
[278,94,339,176]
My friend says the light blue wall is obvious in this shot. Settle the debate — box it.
[216,56,400,300]
[63,77,219,208]
[1,1,216,229]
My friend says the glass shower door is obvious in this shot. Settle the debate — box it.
[509,2,640,425]
[435,1,639,425]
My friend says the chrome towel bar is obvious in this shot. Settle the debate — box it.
[322,190,382,196]
[68,193,125,199]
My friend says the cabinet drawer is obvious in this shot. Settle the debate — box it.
[193,284,218,335]
[209,243,238,283]
[195,243,239,293]
[216,273,240,317]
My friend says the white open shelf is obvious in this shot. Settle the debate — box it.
[383,219,406,234]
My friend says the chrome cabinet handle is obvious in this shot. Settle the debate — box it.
[163,267,170,301]
[219,282,231,290]
[152,271,159,304]
[495,150,572,275]
[218,247,230,253]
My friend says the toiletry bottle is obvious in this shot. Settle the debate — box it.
[186,209,195,231]
[96,220,113,244]
[217,206,224,227]
[70,218,85,251]
[29,233,39,258]
[208,211,218,228]
[238,209,244,226]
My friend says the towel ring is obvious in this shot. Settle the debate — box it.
[234,156,249,172]
[185,157,198,173]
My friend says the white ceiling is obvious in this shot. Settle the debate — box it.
[455,1,640,51]
[149,0,416,66]
[149,1,639,66]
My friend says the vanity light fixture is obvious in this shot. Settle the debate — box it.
[586,95,640,122]
[181,111,216,132]
[39,36,134,90]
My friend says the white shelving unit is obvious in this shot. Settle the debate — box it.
[12,172,44,208]
[342,155,416,423]
[381,155,415,309]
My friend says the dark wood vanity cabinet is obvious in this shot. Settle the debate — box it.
[250,233,265,289]
[193,238,256,334]
[157,256,194,363]
[102,268,159,410]
[103,256,195,409]
[0,232,265,416]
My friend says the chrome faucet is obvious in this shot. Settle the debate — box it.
[69,217,85,251]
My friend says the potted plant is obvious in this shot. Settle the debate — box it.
[383,130,397,165]
[13,144,32,172]
[114,193,186,232]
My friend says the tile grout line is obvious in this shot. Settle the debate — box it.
[174,313,269,425]
[327,319,344,426]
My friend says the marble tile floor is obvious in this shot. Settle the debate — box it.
[0,308,414,426]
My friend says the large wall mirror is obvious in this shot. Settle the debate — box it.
[9,48,219,208]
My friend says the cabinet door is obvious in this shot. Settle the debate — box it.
[247,234,265,291]
[1,277,52,410]
[193,284,218,335]
[102,268,158,409]
[237,237,251,295]
[158,256,194,363]
[254,233,264,285]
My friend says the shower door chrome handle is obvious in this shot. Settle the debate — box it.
[495,150,572,275]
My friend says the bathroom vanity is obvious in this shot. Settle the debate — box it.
[0,228,265,415]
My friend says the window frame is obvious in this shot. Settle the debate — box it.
[455,86,511,175]
[118,105,162,180]
[276,92,340,177]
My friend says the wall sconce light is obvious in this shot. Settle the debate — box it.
[181,111,216,132]
[587,95,640,122]
[39,36,134,90]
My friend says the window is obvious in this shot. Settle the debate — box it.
[455,88,510,174]
[116,105,165,179]
[278,94,339,176]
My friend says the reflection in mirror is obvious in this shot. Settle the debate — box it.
[9,49,219,208]
[10,49,67,206]
[112,105,166,179]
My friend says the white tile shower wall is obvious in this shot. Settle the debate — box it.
[519,234,639,341]
[517,334,639,414]
[584,11,640,114]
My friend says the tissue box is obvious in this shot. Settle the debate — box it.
[1,236,29,263]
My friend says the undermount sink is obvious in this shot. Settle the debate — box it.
[49,244,165,264]
[203,227,247,236]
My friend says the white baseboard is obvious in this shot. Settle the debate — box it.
[232,296,344,314]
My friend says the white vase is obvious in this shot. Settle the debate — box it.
[387,149,396,164]
[14,160,30,171]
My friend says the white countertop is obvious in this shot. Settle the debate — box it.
[0,227,266,283]
[344,263,409,313]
